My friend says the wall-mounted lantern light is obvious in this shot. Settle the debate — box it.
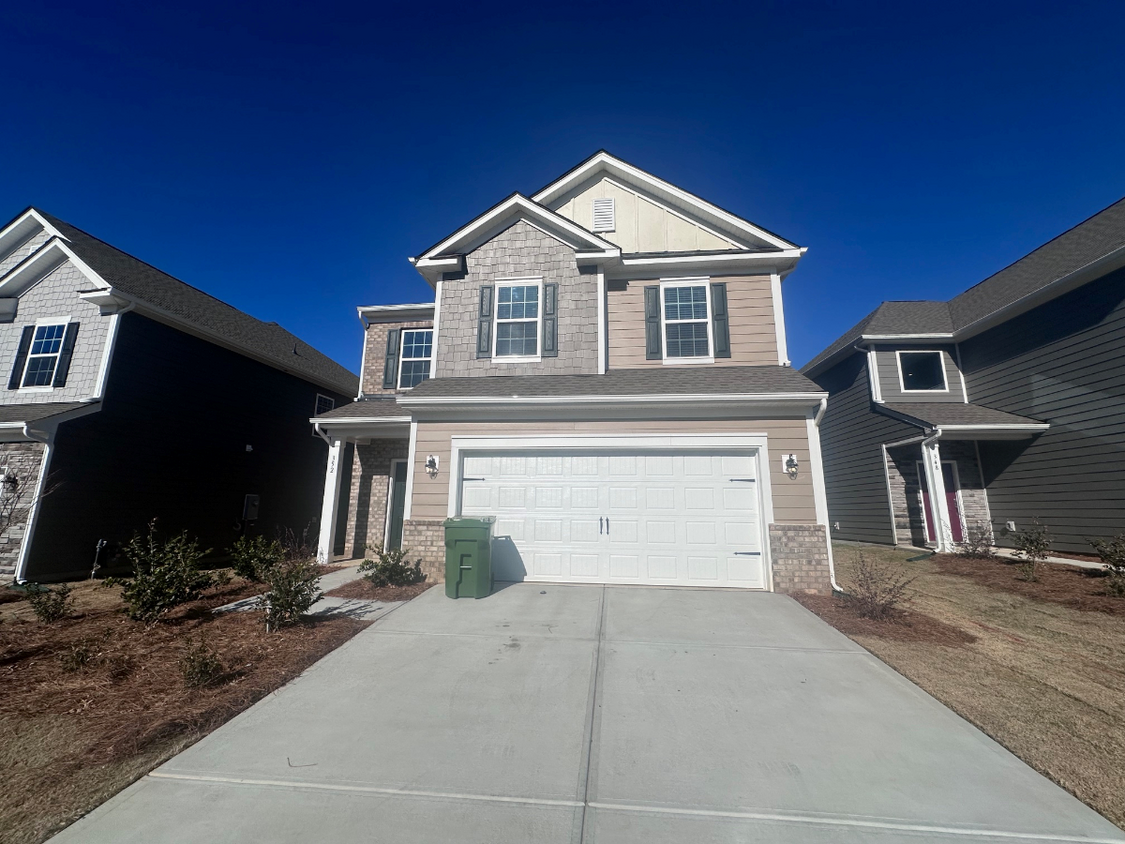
[783,454,799,480]
[425,455,440,479]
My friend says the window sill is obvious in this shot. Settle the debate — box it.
[492,355,542,364]
[899,388,950,394]
[662,357,715,366]
[17,386,55,393]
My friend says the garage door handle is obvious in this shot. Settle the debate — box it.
[599,517,604,535]
[729,478,756,483]
[733,551,761,556]
[463,477,487,482]
[605,517,610,535]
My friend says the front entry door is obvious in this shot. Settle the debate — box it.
[919,461,964,544]
[386,460,407,551]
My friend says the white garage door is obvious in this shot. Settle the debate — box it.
[459,450,766,589]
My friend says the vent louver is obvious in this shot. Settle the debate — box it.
[592,197,615,232]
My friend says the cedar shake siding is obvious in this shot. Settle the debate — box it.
[26,312,352,580]
[961,266,1125,552]
[435,220,598,376]
[607,275,778,368]
[815,353,919,544]
[873,345,962,403]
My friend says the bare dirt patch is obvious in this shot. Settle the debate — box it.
[821,544,1125,830]
[932,553,1123,615]
[0,577,370,844]
[325,578,434,602]
[794,593,976,645]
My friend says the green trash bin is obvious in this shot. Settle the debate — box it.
[444,517,494,599]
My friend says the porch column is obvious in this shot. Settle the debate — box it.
[316,436,345,565]
[920,435,955,552]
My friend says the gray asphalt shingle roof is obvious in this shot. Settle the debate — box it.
[401,366,823,399]
[0,402,93,425]
[315,397,408,420]
[879,403,1045,428]
[35,211,358,396]
[804,196,1125,373]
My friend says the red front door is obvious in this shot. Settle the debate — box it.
[921,462,964,543]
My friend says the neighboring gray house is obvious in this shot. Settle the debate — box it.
[0,208,356,582]
[802,197,1125,554]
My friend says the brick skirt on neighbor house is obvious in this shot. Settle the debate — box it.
[0,441,46,578]
[400,517,833,594]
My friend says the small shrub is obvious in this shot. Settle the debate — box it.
[58,639,96,672]
[1013,519,1051,582]
[261,556,323,631]
[180,638,224,688]
[358,547,426,588]
[956,523,996,559]
[1089,533,1125,597]
[25,582,73,623]
[107,521,213,622]
[211,568,233,588]
[229,534,283,582]
[846,552,915,620]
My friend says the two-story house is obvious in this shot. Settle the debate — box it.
[0,208,356,582]
[802,197,1125,554]
[313,152,836,594]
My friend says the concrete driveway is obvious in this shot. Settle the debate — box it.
[53,584,1123,844]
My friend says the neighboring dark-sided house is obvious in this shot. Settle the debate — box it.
[802,197,1125,554]
[0,208,357,582]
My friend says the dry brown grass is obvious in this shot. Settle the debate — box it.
[0,577,370,844]
[826,544,1125,830]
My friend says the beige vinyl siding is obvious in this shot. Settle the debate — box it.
[607,276,778,368]
[552,176,740,254]
[409,417,817,524]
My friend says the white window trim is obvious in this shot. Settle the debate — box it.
[659,278,714,365]
[19,317,70,392]
[895,349,949,394]
[397,327,434,390]
[492,276,543,364]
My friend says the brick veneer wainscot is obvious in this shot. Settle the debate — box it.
[769,523,833,594]
[342,439,409,558]
[0,442,46,577]
[401,518,446,581]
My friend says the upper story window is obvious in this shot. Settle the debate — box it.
[662,281,712,360]
[315,394,335,415]
[22,323,67,388]
[399,329,433,388]
[897,351,947,392]
[494,280,540,359]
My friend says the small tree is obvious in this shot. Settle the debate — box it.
[260,556,323,631]
[108,521,213,622]
[847,553,915,620]
[956,523,996,559]
[25,582,73,623]
[229,534,283,582]
[1012,519,1051,582]
[1089,533,1125,597]
[358,547,426,588]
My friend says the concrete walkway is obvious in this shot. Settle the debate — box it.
[52,584,1124,843]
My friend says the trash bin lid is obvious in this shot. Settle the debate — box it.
[442,516,495,528]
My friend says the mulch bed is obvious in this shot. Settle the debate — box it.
[325,578,434,602]
[794,593,978,646]
[932,554,1124,615]
[0,582,370,844]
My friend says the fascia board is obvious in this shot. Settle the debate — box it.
[358,303,435,324]
[532,152,798,251]
[399,392,827,409]
[619,249,803,268]
[861,333,955,342]
[936,423,1050,432]
[309,416,412,425]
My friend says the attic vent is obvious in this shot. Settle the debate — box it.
[592,197,615,232]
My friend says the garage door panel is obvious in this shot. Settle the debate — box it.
[460,449,767,589]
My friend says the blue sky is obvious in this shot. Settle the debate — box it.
[3,1,1124,373]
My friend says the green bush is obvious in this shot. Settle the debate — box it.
[359,547,426,588]
[1013,519,1051,582]
[58,638,96,672]
[180,638,225,688]
[108,521,213,622]
[229,535,283,582]
[25,582,73,623]
[261,556,323,631]
[1089,533,1125,597]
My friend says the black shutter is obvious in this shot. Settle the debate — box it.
[52,322,80,387]
[710,283,730,359]
[8,325,34,390]
[542,282,558,358]
[644,285,662,360]
[476,285,493,359]
[382,327,401,389]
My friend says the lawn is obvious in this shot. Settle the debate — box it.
[0,575,370,844]
[798,544,1125,830]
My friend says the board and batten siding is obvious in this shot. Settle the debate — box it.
[873,345,963,404]
[812,353,922,545]
[409,418,817,524]
[606,276,778,368]
[960,266,1125,552]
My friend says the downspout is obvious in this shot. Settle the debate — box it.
[810,397,843,593]
[13,423,53,583]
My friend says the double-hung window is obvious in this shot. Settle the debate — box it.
[399,329,433,388]
[661,281,712,360]
[494,280,540,358]
[22,323,67,388]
